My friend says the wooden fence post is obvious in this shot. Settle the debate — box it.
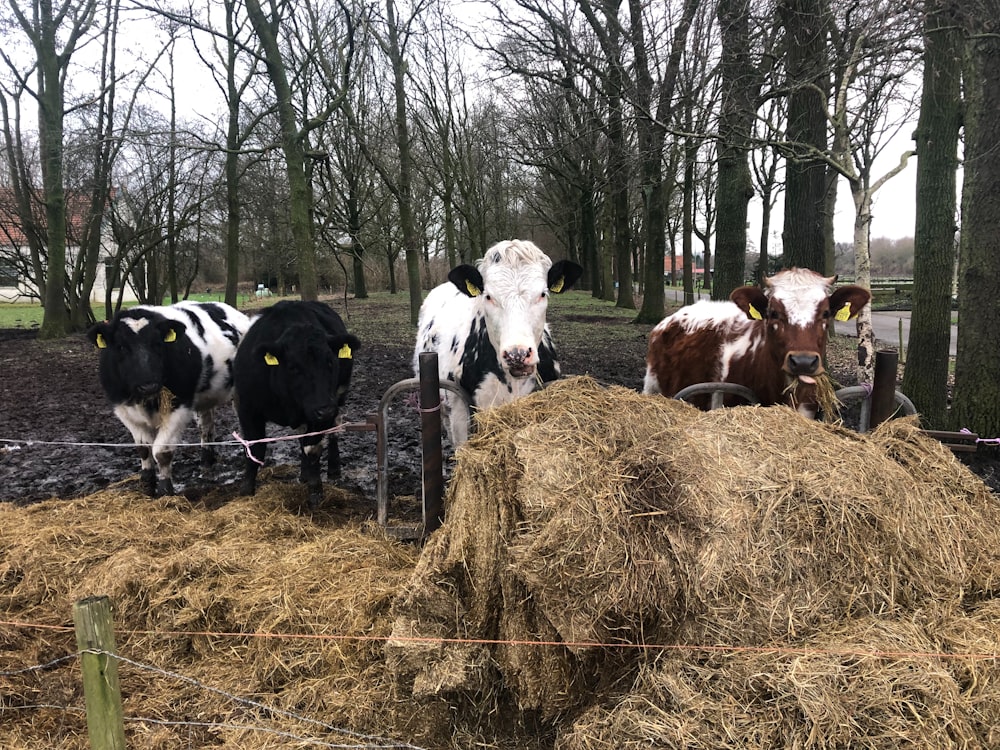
[73,596,126,750]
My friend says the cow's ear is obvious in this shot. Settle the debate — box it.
[448,265,485,297]
[255,343,282,366]
[158,319,186,344]
[829,285,872,321]
[332,333,361,359]
[730,286,769,321]
[87,322,111,349]
[548,260,584,294]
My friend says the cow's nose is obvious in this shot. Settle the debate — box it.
[787,352,820,375]
[503,346,533,367]
[310,405,337,423]
[135,383,160,397]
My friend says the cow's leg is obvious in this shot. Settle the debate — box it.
[327,433,341,479]
[446,395,470,446]
[136,446,156,496]
[299,433,324,509]
[237,412,267,496]
[196,408,218,467]
[152,406,194,496]
[114,405,158,496]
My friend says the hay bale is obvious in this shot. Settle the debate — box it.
[389,376,1000,738]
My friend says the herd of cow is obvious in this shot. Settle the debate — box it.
[87,239,870,507]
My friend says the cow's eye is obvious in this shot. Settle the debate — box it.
[484,294,493,303]
[768,309,780,320]
[822,309,831,318]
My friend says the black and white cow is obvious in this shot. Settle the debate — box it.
[414,239,583,445]
[87,300,250,496]
[233,300,361,507]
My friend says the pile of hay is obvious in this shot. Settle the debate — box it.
[1,481,428,749]
[5,375,1000,749]
[388,376,1000,747]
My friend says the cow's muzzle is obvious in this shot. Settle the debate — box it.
[134,382,161,398]
[503,346,536,378]
[785,351,823,384]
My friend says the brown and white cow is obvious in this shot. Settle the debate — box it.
[643,268,871,417]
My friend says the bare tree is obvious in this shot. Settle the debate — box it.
[827,1,920,382]
[242,0,356,301]
[1,0,100,337]
[950,0,1000,436]
[631,0,699,321]
[777,0,831,272]
[713,0,770,300]
[900,0,962,428]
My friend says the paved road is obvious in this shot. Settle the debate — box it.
[837,310,957,357]
[664,288,957,356]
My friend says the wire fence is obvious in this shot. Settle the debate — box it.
[4,615,1000,748]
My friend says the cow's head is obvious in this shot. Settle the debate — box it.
[448,240,583,378]
[88,311,187,401]
[256,324,361,424]
[730,268,871,413]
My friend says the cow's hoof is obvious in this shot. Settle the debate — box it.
[239,481,257,497]
[307,487,323,510]
[140,469,157,496]
[158,478,176,496]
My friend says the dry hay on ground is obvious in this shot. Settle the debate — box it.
[5,375,1000,749]
[0,482,428,750]
[388,376,1000,747]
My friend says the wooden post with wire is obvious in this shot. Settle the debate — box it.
[73,595,126,750]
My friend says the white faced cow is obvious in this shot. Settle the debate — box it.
[643,268,871,417]
[414,239,583,445]
[88,301,250,496]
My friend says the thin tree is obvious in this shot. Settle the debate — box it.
[631,0,699,322]
[242,0,356,301]
[2,0,99,338]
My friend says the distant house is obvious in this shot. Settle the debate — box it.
[663,254,705,283]
[0,188,137,304]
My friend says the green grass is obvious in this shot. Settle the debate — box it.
[0,303,43,329]
[0,292,239,329]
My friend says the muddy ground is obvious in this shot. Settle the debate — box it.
[1,294,997,513]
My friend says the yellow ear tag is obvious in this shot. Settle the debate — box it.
[338,344,352,359]
[748,304,763,321]
[835,302,852,322]
[550,277,565,293]
[164,329,177,343]
[264,352,279,366]
[96,333,107,349]
[465,279,481,297]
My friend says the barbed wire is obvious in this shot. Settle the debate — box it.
[3,617,999,664]
[0,420,363,454]
[2,646,426,749]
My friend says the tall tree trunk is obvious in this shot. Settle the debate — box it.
[901,0,962,428]
[385,0,422,324]
[778,0,830,272]
[632,0,698,323]
[950,0,1000,436]
[223,0,242,308]
[714,0,758,301]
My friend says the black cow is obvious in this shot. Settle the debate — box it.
[87,301,250,496]
[233,300,361,507]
